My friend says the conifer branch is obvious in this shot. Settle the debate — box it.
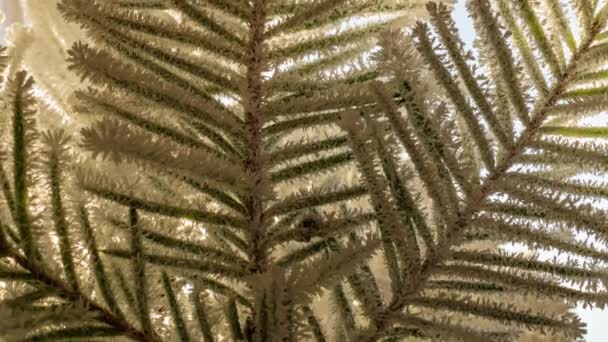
[128,208,155,338]
[356,3,608,340]
[414,22,496,170]
[394,315,514,342]
[496,0,549,94]
[0,46,8,74]
[162,272,191,342]
[0,225,158,342]
[427,3,512,148]
[516,0,563,79]
[408,295,581,334]
[82,185,246,229]
[468,0,530,125]
[10,71,36,259]
[269,152,354,183]
[303,305,326,342]
[102,248,248,280]
[0,164,17,224]
[78,205,124,319]
[226,298,245,340]
[44,131,80,292]
[192,287,215,342]
[37,0,608,340]
[369,82,457,220]
[169,0,244,46]
[266,0,348,36]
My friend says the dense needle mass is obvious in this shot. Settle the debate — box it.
[1,0,608,341]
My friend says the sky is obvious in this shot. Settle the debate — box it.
[0,0,604,340]
[0,1,18,38]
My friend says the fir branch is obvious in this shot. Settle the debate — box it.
[43,130,80,292]
[267,0,348,36]
[275,238,333,267]
[450,250,608,285]
[82,185,246,229]
[357,3,608,339]
[573,0,595,34]
[441,263,608,307]
[194,276,252,308]
[47,0,608,339]
[103,248,248,279]
[112,264,138,318]
[267,136,349,165]
[346,266,384,318]
[340,111,415,293]
[365,114,423,271]
[269,152,354,183]
[265,83,375,120]
[369,83,456,219]
[496,0,548,94]
[428,279,506,292]
[169,0,244,46]
[92,25,243,109]
[263,112,341,136]
[128,208,155,338]
[396,81,467,200]
[67,43,244,149]
[192,287,215,342]
[492,186,608,245]
[204,0,251,22]
[1,288,52,308]
[515,0,562,78]
[107,216,248,267]
[114,0,167,9]
[80,119,246,186]
[10,71,36,259]
[75,91,229,158]
[302,305,326,342]
[78,205,124,319]
[427,3,512,147]
[413,22,495,170]
[265,185,367,216]
[540,125,608,137]
[0,164,17,223]
[332,283,357,339]
[545,0,577,52]
[162,272,191,342]
[392,315,513,342]
[505,172,608,198]
[0,226,158,342]
[572,69,608,84]
[177,175,247,215]
[468,0,530,125]
[475,216,608,262]
[60,1,245,62]
[0,46,8,74]
[142,230,248,268]
[226,298,245,340]
[409,295,582,335]
[269,45,370,83]
[288,235,381,303]
[269,23,384,62]
[0,269,34,282]
[366,109,436,249]
[22,326,124,341]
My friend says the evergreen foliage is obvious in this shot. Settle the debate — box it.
[1,0,608,341]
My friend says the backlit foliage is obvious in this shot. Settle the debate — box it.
[2,0,608,341]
